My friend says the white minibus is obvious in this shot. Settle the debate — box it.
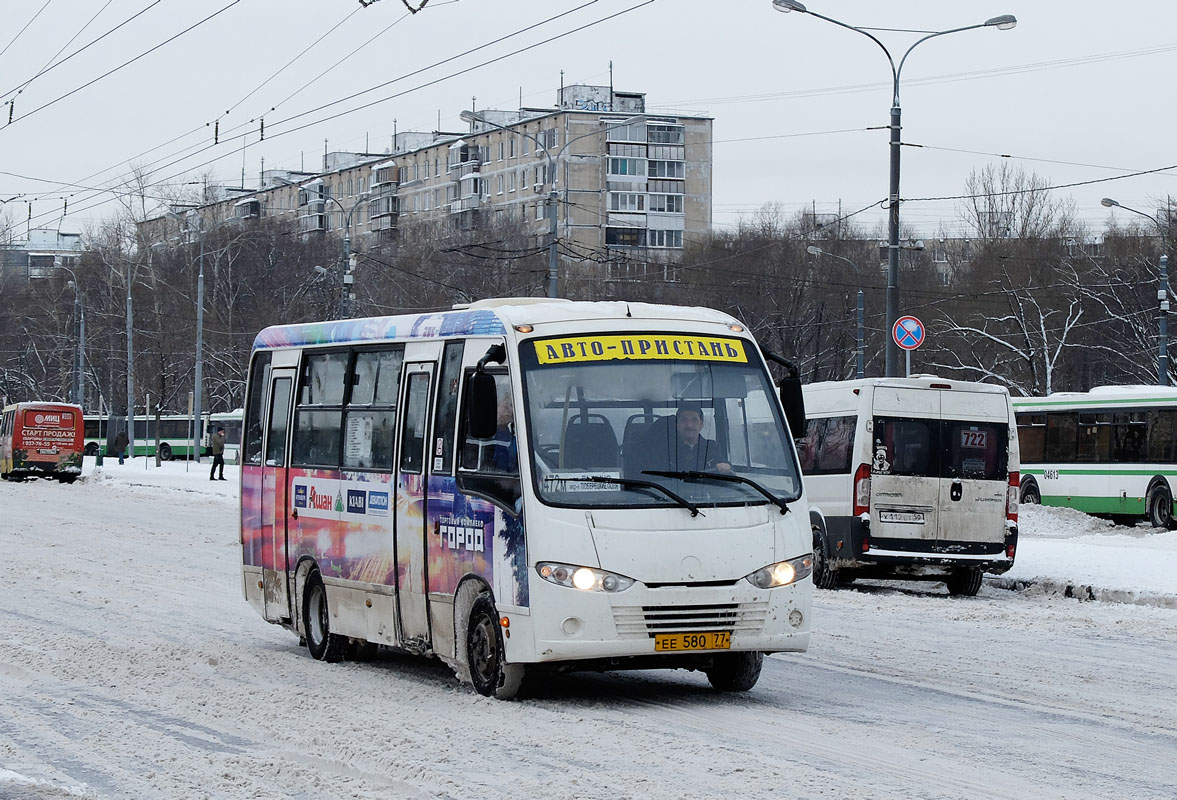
[798,376,1019,596]
[240,299,812,698]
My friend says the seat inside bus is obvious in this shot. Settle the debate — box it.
[561,414,618,469]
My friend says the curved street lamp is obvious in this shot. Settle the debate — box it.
[320,192,370,318]
[57,264,85,407]
[807,245,865,378]
[1102,196,1170,385]
[774,1,1016,376]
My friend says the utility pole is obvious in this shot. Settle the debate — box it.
[125,260,134,459]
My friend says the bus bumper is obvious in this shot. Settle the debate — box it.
[507,578,811,666]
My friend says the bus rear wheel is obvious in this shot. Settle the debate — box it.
[159,443,172,461]
[1148,484,1174,529]
[303,570,346,662]
[1020,480,1041,505]
[811,526,839,590]
[705,651,764,692]
[466,591,524,699]
[945,567,983,597]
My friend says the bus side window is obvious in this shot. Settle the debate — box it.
[431,341,465,476]
[457,370,521,513]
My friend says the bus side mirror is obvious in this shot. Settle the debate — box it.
[466,371,498,440]
[779,374,805,438]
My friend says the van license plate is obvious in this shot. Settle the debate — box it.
[654,631,731,652]
[880,511,925,524]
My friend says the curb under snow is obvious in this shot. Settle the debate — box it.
[989,576,1177,609]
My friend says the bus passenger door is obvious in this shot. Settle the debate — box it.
[262,370,295,623]
[394,363,434,649]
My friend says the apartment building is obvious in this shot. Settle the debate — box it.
[143,85,712,272]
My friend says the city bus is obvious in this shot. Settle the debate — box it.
[240,299,812,698]
[83,409,243,462]
[0,402,84,483]
[1013,386,1177,527]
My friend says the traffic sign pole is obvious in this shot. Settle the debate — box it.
[892,315,925,379]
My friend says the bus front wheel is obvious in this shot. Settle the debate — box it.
[705,651,764,692]
[466,591,524,699]
[811,524,839,590]
[159,443,172,461]
[303,570,347,662]
[1148,483,1174,529]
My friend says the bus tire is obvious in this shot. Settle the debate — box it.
[466,591,524,699]
[945,567,983,597]
[159,443,172,461]
[84,443,98,457]
[303,570,346,663]
[811,521,839,590]
[1020,479,1040,505]
[1147,482,1174,529]
[705,651,764,692]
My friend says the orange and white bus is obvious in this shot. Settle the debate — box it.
[0,402,84,483]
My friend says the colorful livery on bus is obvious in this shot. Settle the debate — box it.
[1,402,84,483]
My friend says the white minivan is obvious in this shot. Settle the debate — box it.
[798,376,1020,596]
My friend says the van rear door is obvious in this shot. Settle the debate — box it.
[938,390,1010,546]
[870,387,941,546]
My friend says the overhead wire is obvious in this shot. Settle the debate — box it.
[0,0,54,60]
[2,0,113,107]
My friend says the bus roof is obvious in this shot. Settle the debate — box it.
[1011,385,1177,410]
[251,300,743,351]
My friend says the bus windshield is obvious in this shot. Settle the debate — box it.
[519,333,802,509]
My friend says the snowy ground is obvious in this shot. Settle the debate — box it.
[2,460,1175,799]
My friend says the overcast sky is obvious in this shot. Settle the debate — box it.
[1,0,1172,242]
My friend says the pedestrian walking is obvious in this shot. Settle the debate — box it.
[113,429,129,465]
[210,426,227,481]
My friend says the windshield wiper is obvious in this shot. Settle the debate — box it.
[581,476,703,517]
[642,470,791,515]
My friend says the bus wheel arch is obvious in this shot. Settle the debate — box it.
[810,511,839,590]
[1146,478,1174,529]
[302,566,347,662]
[1020,477,1041,505]
[464,587,524,699]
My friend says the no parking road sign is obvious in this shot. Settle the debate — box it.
[893,315,925,351]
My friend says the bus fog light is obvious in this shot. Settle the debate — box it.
[788,609,804,627]
[561,617,583,636]
[745,555,813,589]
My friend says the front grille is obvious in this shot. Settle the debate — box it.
[613,602,769,639]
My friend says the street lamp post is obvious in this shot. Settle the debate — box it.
[807,245,865,378]
[460,110,646,299]
[320,192,370,318]
[773,1,1016,377]
[1102,197,1171,385]
[58,265,85,406]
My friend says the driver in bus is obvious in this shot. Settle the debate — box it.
[639,402,731,474]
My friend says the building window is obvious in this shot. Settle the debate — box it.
[509,139,516,158]
[606,121,647,142]
[648,194,683,213]
[608,143,646,158]
[648,160,685,179]
[648,229,683,248]
[648,179,684,195]
[497,175,504,194]
[608,158,646,177]
[522,134,530,155]
[498,141,504,161]
[647,124,685,145]
[509,171,516,192]
[536,202,546,221]
[608,192,645,212]
[649,145,685,161]
[606,227,644,247]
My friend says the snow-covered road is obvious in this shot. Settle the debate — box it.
[2,467,1175,799]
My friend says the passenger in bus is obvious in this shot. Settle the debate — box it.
[210,427,227,481]
[487,396,517,473]
[114,429,129,465]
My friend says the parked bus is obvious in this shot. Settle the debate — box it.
[1,402,84,483]
[83,409,243,462]
[798,377,1020,596]
[240,299,812,698]
[1012,386,1177,527]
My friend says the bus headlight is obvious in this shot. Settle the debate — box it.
[537,562,635,593]
[745,555,813,589]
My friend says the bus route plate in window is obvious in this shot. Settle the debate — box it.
[654,631,731,652]
[879,510,925,524]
